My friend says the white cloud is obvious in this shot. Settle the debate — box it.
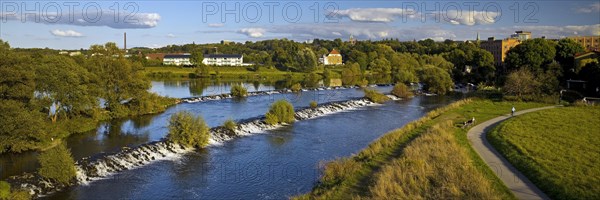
[50,29,83,37]
[334,8,414,22]
[332,31,342,36]
[167,33,176,38]
[1,11,160,29]
[575,2,600,13]
[443,10,499,26]
[238,28,265,38]
[208,23,224,27]
[333,7,499,26]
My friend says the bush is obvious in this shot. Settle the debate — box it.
[310,101,318,108]
[223,118,237,132]
[265,100,295,125]
[364,89,390,103]
[167,111,210,148]
[38,144,76,184]
[9,190,30,200]
[391,83,413,98]
[230,84,248,98]
[0,181,9,200]
[291,83,302,93]
[359,79,369,87]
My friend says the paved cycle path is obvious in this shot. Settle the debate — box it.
[467,106,559,200]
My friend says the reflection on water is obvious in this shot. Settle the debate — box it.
[150,79,281,98]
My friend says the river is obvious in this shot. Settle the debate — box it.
[0,79,458,199]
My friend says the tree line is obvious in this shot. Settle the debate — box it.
[0,40,176,153]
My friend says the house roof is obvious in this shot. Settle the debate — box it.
[329,49,340,55]
[204,54,242,58]
[574,51,600,58]
[164,54,191,59]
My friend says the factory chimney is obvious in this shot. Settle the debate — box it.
[124,32,127,51]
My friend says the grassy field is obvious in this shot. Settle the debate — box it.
[142,66,319,80]
[296,99,549,199]
[488,106,600,200]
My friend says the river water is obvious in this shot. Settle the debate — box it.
[0,80,458,199]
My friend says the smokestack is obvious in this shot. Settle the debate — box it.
[123,32,127,51]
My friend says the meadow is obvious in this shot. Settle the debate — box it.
[296,99,549,199]
[488,106,600,200]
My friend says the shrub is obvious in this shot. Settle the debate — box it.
[0,181,9,200]
[223,118,237,132]
[37,144,76,184]
[167,111,210,148]
[359,79,369,87]
[310,101,318,108]
[9,190,30,200]
[265,100,295,125]
[391,83,413,98]
[230,84,248,98]
[291,83,302,93]
[364,89,390,103]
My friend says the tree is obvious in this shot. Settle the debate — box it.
[190,51,205,67]
[230,84,248,98]
[295,48,318,72]
[85,43,150,117]
[503,68,539,98]
[419,66,454,95]
[342,63,362,85]
[167,111,210,148]
[505,38,557,72]
[265,100,295,125]
[38,144,77,184]
[555,38,585,76]
[369,58,391,75]
[35,55,96,122]
[391,83,414,98]
[0,42,36,103]
[0,100,47,153]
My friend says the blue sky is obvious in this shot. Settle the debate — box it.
[1,0,599,49]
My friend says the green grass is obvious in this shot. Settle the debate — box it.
[142,66,307,80]
[296,99,549,199]
[488,106,600,200]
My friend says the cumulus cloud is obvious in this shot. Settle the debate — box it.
[443,10,499,26]
[575,2,600,13]
[166,33,176,38]
[208,23,224,27]
[511,24,600,38]
[1,11,160,29]
[238,28,265,38]
[334,8,414,22]
[50,29,83,37]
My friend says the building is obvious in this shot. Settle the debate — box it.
[146,53,166,61]
[568,36,600,51]
[320,49,343,65]
[163,54,192,66]
[574,51,600,70]
[202,54,243,66]
[510,31,532,41]
[349,34,356,45]
[479,37,521,67]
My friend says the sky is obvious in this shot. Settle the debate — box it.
[0,0,599,49]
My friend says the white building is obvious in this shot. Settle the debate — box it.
[163,54,192,66]
[202,54,243,66]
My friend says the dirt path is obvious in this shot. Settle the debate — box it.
[467,106,559,200]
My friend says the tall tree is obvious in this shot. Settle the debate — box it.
[505,38,557,73]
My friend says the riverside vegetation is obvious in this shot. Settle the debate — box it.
[297,99,549,199]
[167,111,210,148]
[265,100,295,125]
[488,106,600,199]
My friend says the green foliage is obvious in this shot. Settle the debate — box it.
[38,144,76,184]
[190,51,205,66]
[295,48,318,72]
[555,38,585,69]
[489,107,600,199]
[506,38,557,72]
[363,89,390,103]
[369,58,391,75]
[167,111,210,148]
[341,63,362,85]
[391,83,413,98]
[0,181,9,200]
[9,190,30,200]
[223,118,237,132]
[0,100,47,153]
[265,100,295,125]
[230,84,248,98]
[310,100,318,108]
[290,83,302,92]
[419,66,454,95]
